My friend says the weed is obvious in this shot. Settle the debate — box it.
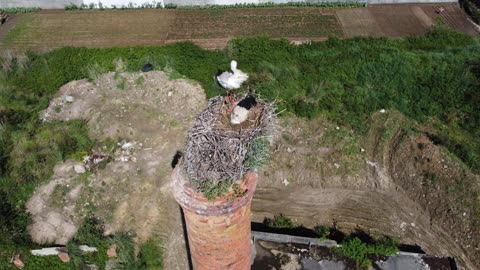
[314,225,331,240]
[135,76,145,87]
[264,214,296,229]
[244,137,272,169]
[117,79,126,90]
[195,179,234,201]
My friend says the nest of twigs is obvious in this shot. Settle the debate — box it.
[182,94,276,185]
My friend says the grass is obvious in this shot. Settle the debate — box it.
[1,16,33,48]
[0,8,41,14]
[195,179,244,201]
[116,79,126,90]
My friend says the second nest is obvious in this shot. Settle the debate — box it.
[183,95,276,185]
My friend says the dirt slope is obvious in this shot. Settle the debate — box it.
[252,113,479,269]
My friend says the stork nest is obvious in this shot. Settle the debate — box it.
[183,95,276,185]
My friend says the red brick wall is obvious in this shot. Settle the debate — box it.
[173,168,257,270]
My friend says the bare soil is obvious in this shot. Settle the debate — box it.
[251,111,480,269]
[0,4,477,51]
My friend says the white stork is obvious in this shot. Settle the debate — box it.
[216,60,249,113]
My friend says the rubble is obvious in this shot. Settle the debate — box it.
[11,254,24,269]
[107,245,117,258]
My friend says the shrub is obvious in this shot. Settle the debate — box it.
[335,237,399,267]
[314,225,331,239]
[264,214,296,229]
[244,137,271,169]
[196,179,235,200]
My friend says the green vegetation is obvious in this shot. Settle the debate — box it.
[244,137,272,169]
[65,1,366,10]
[0,216,163,269]
[462,0,480,24]
[264,214,297,229]
[0,8,41,14]
[314,225,331,240]
[335,237,399,268]
[195,179,244,200]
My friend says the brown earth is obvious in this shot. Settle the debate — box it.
[0,4,477,51]
[252,111,480,269]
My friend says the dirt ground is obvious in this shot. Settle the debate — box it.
[0,4,477,51]
[252,112,480,269]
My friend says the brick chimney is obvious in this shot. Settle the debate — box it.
[172,166,257,270]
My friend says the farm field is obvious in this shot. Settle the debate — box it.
[0,4,477,51]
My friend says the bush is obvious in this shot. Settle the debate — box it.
[335,237,398,267]
[264,214,297,229]
[314,225,331,239]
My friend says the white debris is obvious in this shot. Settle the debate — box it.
[79,245,98,252]
[334,163,340,169]
[31,247,61,256]
[74,165,86,174]
[360,148,365,153]
[167,91,173,97]
[283,178,290,186]
[411,223,416,227]
[335,126,340,130]
[121,142,134,150]
[65,95,74,103]
[400,222,407,231]
[380,109,386,113]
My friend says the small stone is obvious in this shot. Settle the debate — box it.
[58,253,70,263]
[107,245,117,258]
[167,91,173,97]
[74,165,86,174]
[12,254,24,269]
[287,147,292,153]
[335,126,340,130]
[380,109,386,113]
[79,245,98,253]
[65,95,74,103]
